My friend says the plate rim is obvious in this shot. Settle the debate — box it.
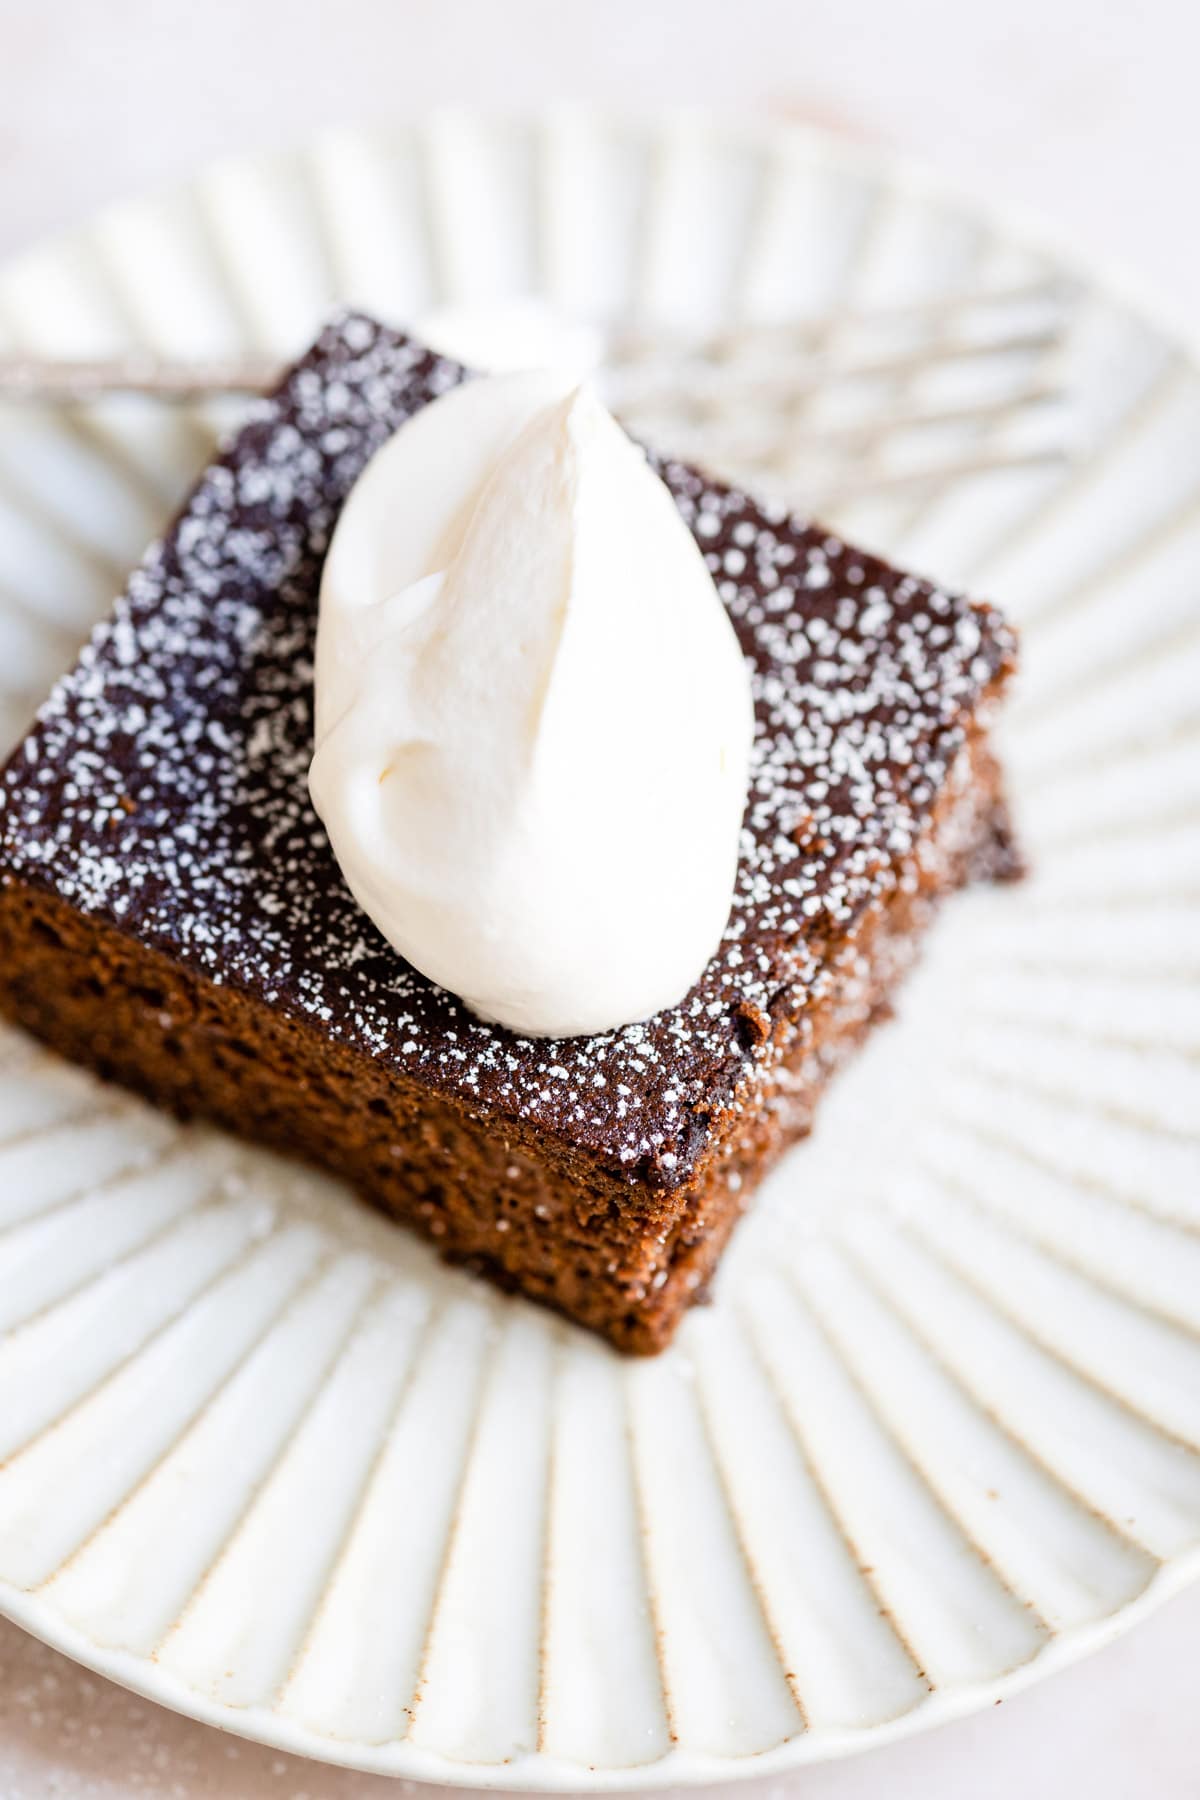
[3,1557,1197,1790]
[7,99,1200,386]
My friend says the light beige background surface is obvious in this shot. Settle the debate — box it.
[1,1,1198,1795]
[4,0,1200,316]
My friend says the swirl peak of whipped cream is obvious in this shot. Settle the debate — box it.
[309,370,754,1039]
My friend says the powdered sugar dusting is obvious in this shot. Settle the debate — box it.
[0,314,1016,1183]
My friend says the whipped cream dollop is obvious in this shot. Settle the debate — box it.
[309,370,754,1039]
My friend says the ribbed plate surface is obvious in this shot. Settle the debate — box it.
[0,110,1196,1788]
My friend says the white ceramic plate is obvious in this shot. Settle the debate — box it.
[0,109,1197,1789]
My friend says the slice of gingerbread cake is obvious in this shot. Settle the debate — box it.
[0,313,1018,1352]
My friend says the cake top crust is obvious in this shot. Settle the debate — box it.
[0,314,1015,1186]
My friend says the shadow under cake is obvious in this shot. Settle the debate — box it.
[0,314,1019,1353]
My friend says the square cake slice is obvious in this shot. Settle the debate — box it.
[0,314,1018,1353]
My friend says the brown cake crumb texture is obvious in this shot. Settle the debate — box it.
[0,313,1018,1354]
